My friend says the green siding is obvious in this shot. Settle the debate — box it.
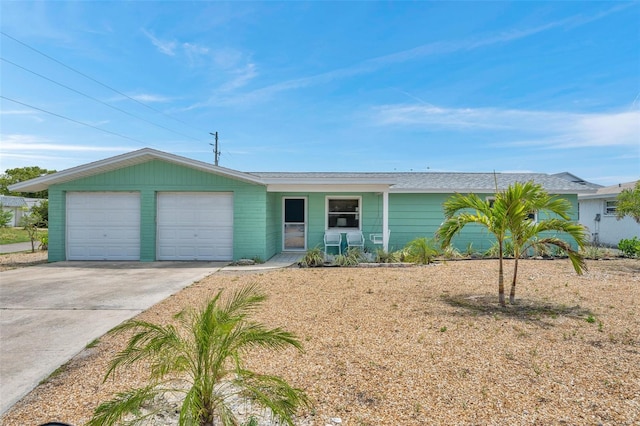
[46,160,582,263]
[48,160,268,262]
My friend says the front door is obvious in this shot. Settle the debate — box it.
[283,198,306,251]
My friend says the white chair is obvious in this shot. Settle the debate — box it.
[346,231,365,250]
[324,231,342,255]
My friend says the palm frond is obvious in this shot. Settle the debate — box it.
[234,370,311,426]
[86,385,159,426]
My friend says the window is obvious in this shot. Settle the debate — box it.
[327,197,360,229]
[605,200,617,216]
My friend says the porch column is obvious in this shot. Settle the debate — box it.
[382,189,389,252]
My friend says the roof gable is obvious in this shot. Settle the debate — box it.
[8,148,264,192]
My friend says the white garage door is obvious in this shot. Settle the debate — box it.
[67,192,140,260]
[157,192,233,261]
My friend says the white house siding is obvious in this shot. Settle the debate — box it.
[579,198,640,247]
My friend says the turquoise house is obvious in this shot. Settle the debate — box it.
[9,148,597,262]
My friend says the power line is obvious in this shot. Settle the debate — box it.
[1,57,205,143]
[0,31,211,135]
[0,95,147,144]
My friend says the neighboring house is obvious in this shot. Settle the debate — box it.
[8,148,597,262]
[578,181,640,247]
[0,195,27,227]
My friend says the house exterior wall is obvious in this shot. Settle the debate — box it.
[265,192,582,255]
[47,160,268,262]
[388,193,499,252]
[579,198,640,247]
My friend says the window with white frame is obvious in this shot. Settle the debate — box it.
[327,197,360,229]
[605,200,617,216]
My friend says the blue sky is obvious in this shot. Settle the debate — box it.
[1,1,638,186]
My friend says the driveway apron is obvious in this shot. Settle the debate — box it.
[0,261,224,415]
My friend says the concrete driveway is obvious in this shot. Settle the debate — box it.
[0,261,225,415]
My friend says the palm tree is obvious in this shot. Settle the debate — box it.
[437,191,509,306]
[404,237,440,264]
[503,181,588,304]
[87,284,310,426]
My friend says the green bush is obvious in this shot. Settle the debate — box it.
[375,249,403,263]
[332,248,363,266]
[299,247,325,267]
[618,237,640,258]
[39,232,48,250]
[0,205,13,227]
[404,237,439,264]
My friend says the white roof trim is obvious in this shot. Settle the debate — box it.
[8,148,265,192]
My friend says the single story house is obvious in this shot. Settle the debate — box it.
[9,148,598,262]
[0,195,28,227]
[578,181,640,247]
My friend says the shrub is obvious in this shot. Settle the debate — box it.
[0,205,12,227]
[299,247,325,267]
[39,232,48,250]
[332,248,363,266]
[375,249,402,263]
[618,237,640,258]
[404,237,439,264]
[484,240,514,258]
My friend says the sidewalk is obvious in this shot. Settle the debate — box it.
[223,252,303,271]
[0,242,35,254]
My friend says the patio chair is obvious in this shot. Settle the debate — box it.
[346,231,365,250]
[324,231,342,255]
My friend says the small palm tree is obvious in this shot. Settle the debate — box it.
[503,181,588,304]
[87,284,310,426]
[437,192,509,306]
[404,237,440,264]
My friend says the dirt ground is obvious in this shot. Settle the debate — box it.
[1,256,638,425]
[0,250,48,271]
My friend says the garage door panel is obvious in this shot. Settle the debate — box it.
[157,192,233,261]
[66,192,140,261]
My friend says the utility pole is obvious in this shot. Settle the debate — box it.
[209,132,220,166]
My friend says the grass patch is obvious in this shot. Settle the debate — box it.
[0,227,48,245]
[39,362,69,385]
[0,227,33,244]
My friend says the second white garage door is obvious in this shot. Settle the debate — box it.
[157,192,233,261]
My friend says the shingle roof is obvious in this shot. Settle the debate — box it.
[253,172,598,194]
[0,195,27,207]
[579,181,638,199]
[7,148,601,195]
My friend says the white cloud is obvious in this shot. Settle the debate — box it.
[141,29,177,56]
[0,134,135,152]
[128,93,172,103]
[372,103,640,149]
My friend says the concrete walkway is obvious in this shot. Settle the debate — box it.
[0,252,303,416]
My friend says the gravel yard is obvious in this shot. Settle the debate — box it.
[1,258,638,425]
[0,250,47,271]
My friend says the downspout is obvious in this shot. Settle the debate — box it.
[383,189,389,252]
